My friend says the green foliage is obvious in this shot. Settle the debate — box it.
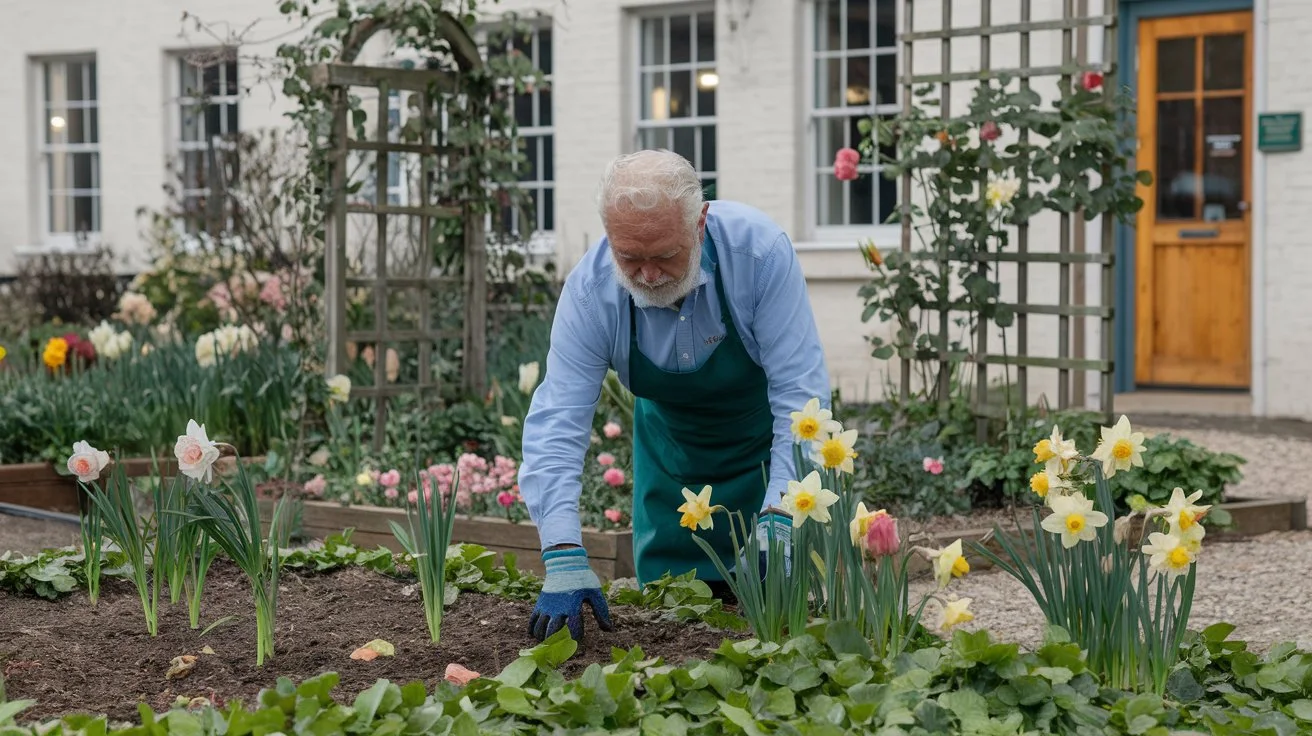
[388,466,462,644]
[608,570,748,632]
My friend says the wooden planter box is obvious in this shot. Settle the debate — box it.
[0,457,264,515]
[270,499,636,581]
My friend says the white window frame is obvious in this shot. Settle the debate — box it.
[31,55,102,252]
[630,4,718,196]
[171,50,242,225]
[800,0,902,250]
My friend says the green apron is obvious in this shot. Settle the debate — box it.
[628,233,775,587]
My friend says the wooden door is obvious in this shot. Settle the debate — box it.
[1135,12,1252,389]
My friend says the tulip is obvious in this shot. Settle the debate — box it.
[864,512,900,557]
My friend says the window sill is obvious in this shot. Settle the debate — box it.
[15,237,105,257]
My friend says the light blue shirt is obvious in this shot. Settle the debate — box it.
[519,200,833,550]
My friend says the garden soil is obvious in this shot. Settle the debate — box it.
[1,562,736,722]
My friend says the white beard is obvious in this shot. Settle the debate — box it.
[615,237,703,309]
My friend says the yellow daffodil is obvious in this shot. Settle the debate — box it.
[789,398,841,444]
[0,345,6,363]
[985,175,1020,209]
[932,539,970,589]
[811,428,859,474]
[1177,521,1206,554]
[677,485,716,531]
[1142,531,1195,579]
[1040,492,1108,548]
[780,471,840,527]
[938,598,974,633]
[850,501,885,545]
[1035,425,1079,473]
[1028,465,1071,502]
[1089,415,1146,479]
[1163,487,1211,534]
[355,472,373,487]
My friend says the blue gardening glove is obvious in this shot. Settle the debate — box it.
[737,510,792,580]
[528,547,614,642]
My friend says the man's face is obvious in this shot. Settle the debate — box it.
[609,203,708,308]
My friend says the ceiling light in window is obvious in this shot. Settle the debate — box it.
[697,72,719,89]
[49,115,66,130]
[845,85,871,105]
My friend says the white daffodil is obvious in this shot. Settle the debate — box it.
[1034,425,1080,475]
[1163,487,1211,535]
[1142,531,1195,579]
[175,419,222,483]
[1089,415,1146,479]
[326,374,352,405]
[66,440,111,483]
[811,428,859,474]
[518,362,540,395]
[780,471,840,527]
[1040,492,1108,548]
[789,397,842,444]
[931,539,970,589]
[938,597,974,633]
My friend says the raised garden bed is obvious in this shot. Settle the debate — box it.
[0,457,267,515]
[268,499,635,580]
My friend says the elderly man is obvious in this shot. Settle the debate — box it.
[520,149,832,642]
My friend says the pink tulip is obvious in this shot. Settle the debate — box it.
[980,121,1000,142]
[597,452,616,467]
[497,490,515,508]
[923,457,944,475]
[603,422,622,439]
[603,468,625,487]
[604,508,622,523]
[379,469,401,488]
[864,512,900,557]
[1081,71,1103,91]
[407,490,419,504]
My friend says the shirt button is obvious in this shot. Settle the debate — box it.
[682,353,689,359]
[680,316,686,321]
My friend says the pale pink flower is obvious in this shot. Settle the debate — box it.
[258,274,286,310]
[980,121,1001,142]
[175,419,222,483]
[379,469,401,488]
[603,422,622,439]
[384,487,399,500]
[864,512,900,557]
[597,453,616,467]
[833,147,860,181]
[923,457,944,475]
[603,468,625,487]
[407,490,419,504]
[604,508,622,523]
[66,441,110,483]
[303,474,327,496]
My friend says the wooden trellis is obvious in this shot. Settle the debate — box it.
[897,0,1119,431]
[318,21,488,448]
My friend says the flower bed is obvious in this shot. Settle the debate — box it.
[0,457,264,515]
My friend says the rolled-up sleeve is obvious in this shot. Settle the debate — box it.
[517,277,612,550]
[752,232,833,509]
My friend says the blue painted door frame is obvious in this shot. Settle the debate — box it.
[1114,0,1254,394]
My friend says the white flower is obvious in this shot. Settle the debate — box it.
[779,471,840,527]
[1163,487,1211,535]
[1040,492,1108,548]
[985,175,1021,209]
[175,419,222,483]
[195,333,218,368]
[789,397,842,444]
[326,374,351,404]
[1089,415,1146,479]
[88,321,117,356]
[66,441,110,483]
[518,362,540,395]
[810,428,859,474]
[101,331,133,361]
[1142,531,1196,579]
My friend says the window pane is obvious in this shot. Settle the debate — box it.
[1202,96,1244,220]
[181,62,201,97]
[845,56,870,106]
[642,72,668,121]
[816,58,842,108]
[542,187,555,231]
[1204,34,1244,91]
[876,53,896,106]
[514,91,533,128]
[696,13,714,62]
[539,29,553,75]
[203,63,222,97]
[817,174,842,225]
[847,0,872,50]
[851,173,875,225]
[66,107,86,144]
[72,152,96,190]
[181,109,201,142]
[1157,37,1196,94]
[696,70,716,117]
[542,133,554,181]
[639,127,670,150]
[817,0,842,53]
[87,61,97,102]
[45,108,66,145]
[518,137,537,182]
[67,62,87,102]
[875,0,896,48]
[641,18,666,65]
[673,126,695,164]
[1156,98,1196,219]
[226,102,239,135]
[817,116,846,166]
[670,14,692,64]
[205,104,223,140]
[700,124,716,172]
[670,70,691,118]
[184,151,208,190]
[223,60,239,95]
[879,172,897,223]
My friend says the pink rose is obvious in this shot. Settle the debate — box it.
[379,469,401,488]
[980,121,1000,142]
[864,512,900,557]
[1081,71,1103,91]
[384,487,399,500]
[833,147,860,181]
[834,162,858,182]
[603,422,622,439]
[597,453,616,467]
[922,457,944,475]
[604,508,622,523]
[834,147,859,165]
[603,468,625,487]
[497,490,515,508]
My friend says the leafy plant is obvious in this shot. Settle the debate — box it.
[388,467,461,644]
[81,461,161,635]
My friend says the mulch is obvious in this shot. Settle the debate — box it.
[1,561,735,722]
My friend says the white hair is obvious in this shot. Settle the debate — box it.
[597,149,704,234]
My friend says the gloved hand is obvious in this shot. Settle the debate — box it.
[737,509,792,580]
[528,547,614,642]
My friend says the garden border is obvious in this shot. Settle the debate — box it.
[0,457,267,515]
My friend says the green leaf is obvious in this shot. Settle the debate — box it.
[1166,668,1204,703]
[764,687,796,717]
[720,703,766,736]
[825,621,875,659]
[678,688,719,716]
[495,656,537,688]
[640,713,690,736]
[0,701,35,726]
[351,679,390,724]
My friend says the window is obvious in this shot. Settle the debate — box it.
[811,0,898,234]
[39,58,100,239]
[176,53,240,222]
[486,23,554,241]
[635,9,717,200]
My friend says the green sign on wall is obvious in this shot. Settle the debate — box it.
[1258,112,1302,153]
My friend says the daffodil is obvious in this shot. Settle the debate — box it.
[812,428,859,474]
[850,501,884,545]
[1029,467,1069,501]
[932,539,970,588]
[938,597,974,633]
[1040,492,1108,548]
[789,398,841,444]
[1177,522,1206,554]
[1089,415,1146,479]
[0,345,7,363]
[1163,487,1211,535]
[780,471,840,527]
[677,485,716,531]
[1035,425,1079,473]
[1142,531,1195,579]
[985,175,1020,209]
[355,472,373,487]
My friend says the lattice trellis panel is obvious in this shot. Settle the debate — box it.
[316,62,487,448]
[896,0,1119,430]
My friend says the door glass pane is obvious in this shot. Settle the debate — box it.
[1156,99,1197,220]
[1157,37,1196,93]
[1204,34,1244,91]
[876,53,896,106]
[1202,96,1244,220]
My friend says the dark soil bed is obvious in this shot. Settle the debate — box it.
[1,561,736,722]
